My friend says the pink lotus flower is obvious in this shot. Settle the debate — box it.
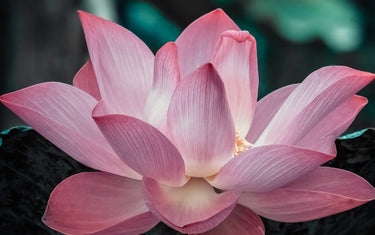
[1,9,375,235]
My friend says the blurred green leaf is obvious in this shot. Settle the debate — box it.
[122,1,181,52]
[248,0,363,52]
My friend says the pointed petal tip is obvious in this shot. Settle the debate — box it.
[0,82,58,106]
[0,93,9,104]
[162,41,177,48]
[321,65,375,80]
[77,10,92,18]
[201,62,219,73]
[77,10,92,21]
[357,95,369,106]
[211,8,225,14]
[190,62,222,81]
[156,42,178,59]
[209,8,228,17]
[41,212,47,224]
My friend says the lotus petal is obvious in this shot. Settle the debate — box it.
[79,11,154,118]
[239,167,375,222]
[43,172,155,234]
[0,82,139,178]
[176,9,239,78]
[296,95,368,154]
[246,84,298,143]
[94,103,186,187]
[197,204,265,235]
[256,66,374,146]
[144,42,180,133]
[143,177,239,234]
[167,63,235,177]
[72,59,101,100]
[211,30,258,137]
[207,145,333,192]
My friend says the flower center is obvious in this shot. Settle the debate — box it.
[234,132,252,156]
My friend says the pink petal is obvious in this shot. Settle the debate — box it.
[255,66,374,146]
[239,167,375,222]
[0,83,140,179]
[167,63,236,177]
[246,84,298,144]
[211,30,258,137]
[143,177,239,234]
[296,95,368,155]
[72,59,101,100]
[207,145,333,192]
[176,9,240,78]
[78,11,154,118]
[94,102,186,187]
[43,172,156,234]
[197,204,265,235]
[91,212,159,235]
[144,42,180,133]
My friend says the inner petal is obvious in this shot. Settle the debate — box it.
[143,177,239,228]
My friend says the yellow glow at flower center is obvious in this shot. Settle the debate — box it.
[234,132,252,156]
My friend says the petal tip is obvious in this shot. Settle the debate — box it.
[212,8,225,15]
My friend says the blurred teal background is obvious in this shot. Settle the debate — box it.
[1,0,374,133]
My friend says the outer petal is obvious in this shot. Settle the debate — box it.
[94,102,186,187]
[42,172,157,234]
[197,204,265,235]
[239,167,375,222]
[211,30,258,137]
[144,42,180,133]
[167,63,236,177]
[72,59,101,100]
[0,82,140,179]
[79,11,154,118]
[207,145,334,192]
[143,177,239,234]
[176,9,240,78]
[91,212,158,235]
[296,95,368,155]
[256,66,374,146]
[246,84,298,144]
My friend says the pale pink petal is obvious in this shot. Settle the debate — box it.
[256,66,374,146]
[72,59,101,100]
[167,63,236,177]
[211,30,258,137]
[297,95,368,154]
[144,42,180,133]
[91,212,159,235]
[197,204,265,235]
[94,102,186,187]
[246,84,298,144]
[0,83,140,179]
[239,167,375,222]
[207,145,333,192]
[42,172,154,234]
[78,11,154,118]
[143,177,239,234]
[176,9,240,78]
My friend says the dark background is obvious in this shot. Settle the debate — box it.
[0,0,374,132]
